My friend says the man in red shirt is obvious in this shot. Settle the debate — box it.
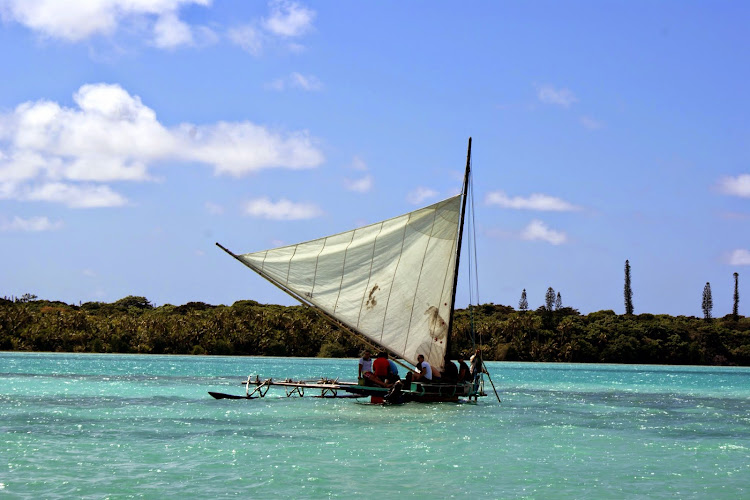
[367,351,391,387]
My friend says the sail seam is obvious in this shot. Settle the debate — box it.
[332,229,357,313]
[381,212,411,352]
[285,244,299,286]
[310,238,327,299]
[405,204,439,363]
[436,213,459,362]
[356,221,386,331]
[260,250,269,272]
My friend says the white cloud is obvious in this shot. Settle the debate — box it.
[407,187,438,205]
[230,1,316,55]
[486,191,581,211]
[153,13,194,49]
[520,219,567,245]
[228,25,263,56]
[264,0,315,37]
[0,83,324,207]
[0,215,62,232]
[344,175,373,193]
[0,0,210,48]
[717,174,750,198]
[266,72,323,91]
[728,249,750,266]
[24,182,128,208]
[343,156,372,193]
[243,197,322,220]
[536,84,578,108]
[580,116,604,130]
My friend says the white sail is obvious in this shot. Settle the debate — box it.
[236,195,462,372]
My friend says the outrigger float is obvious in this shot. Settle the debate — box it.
[210,138,499,404]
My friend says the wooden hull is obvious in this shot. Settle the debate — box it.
[345,380,478,403]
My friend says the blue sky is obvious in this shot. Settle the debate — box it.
[1,1,748,316]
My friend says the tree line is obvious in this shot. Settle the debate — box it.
[1,294,748,366]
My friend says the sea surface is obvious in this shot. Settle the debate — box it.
[1,353,749,499]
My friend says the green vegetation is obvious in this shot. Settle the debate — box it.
[1,295,749,366]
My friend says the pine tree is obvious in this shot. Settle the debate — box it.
[545,287,555,311]
[702,282,713,321]
[733,272,740,321]
[555,292,562,310]
[519,289,529,312]
[624,260,634,315]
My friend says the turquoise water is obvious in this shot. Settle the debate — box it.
[1,353,749,498]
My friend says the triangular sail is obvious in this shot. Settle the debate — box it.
[235,196,462,372]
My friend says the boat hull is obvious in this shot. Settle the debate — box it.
[345,380,477,403]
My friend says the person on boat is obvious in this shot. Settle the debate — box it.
[358,350,373,380]
[442,358,458,383]
[457,353,471,382]
[470,348,485,381]
[413,354,432,382]
[387,358,400,382]
[370,351,391,386]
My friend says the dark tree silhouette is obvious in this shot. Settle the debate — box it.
[702,282,713,321]
[545,287,555,311]
[624,260,634,315]
[733,272,740,321]
[555,292,562,310]
[519,289,529,312]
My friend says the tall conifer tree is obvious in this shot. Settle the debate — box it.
[519,289,529,311]
[624,260,634,315]
[545,287,555,311]
[702,282,713,321]
[555,292,562,310]
[733,272,740,321]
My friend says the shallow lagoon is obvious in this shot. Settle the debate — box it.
[2,353,749,498]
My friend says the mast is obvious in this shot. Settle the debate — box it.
[444,137,472,367]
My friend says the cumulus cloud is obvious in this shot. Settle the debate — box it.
[343,156,373,193]
[520,219,567,245]
[407,187,438,205]
[0,0,210,48]
[243,197,322,220]
[230,1,315,55]
[152,12,194,49]
[486,191,581,212]
[728,249,750,266]
[717,174,750,198]
[264,0,315,37]
[0,83,324,207]
[536,84,578,108]
[0,215,62,232]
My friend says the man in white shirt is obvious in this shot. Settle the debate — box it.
[358,350,373,379]
[414,354,432,381]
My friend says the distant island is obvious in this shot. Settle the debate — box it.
[1,295,748,366]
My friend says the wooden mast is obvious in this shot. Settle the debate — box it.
[444,137,472,369]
